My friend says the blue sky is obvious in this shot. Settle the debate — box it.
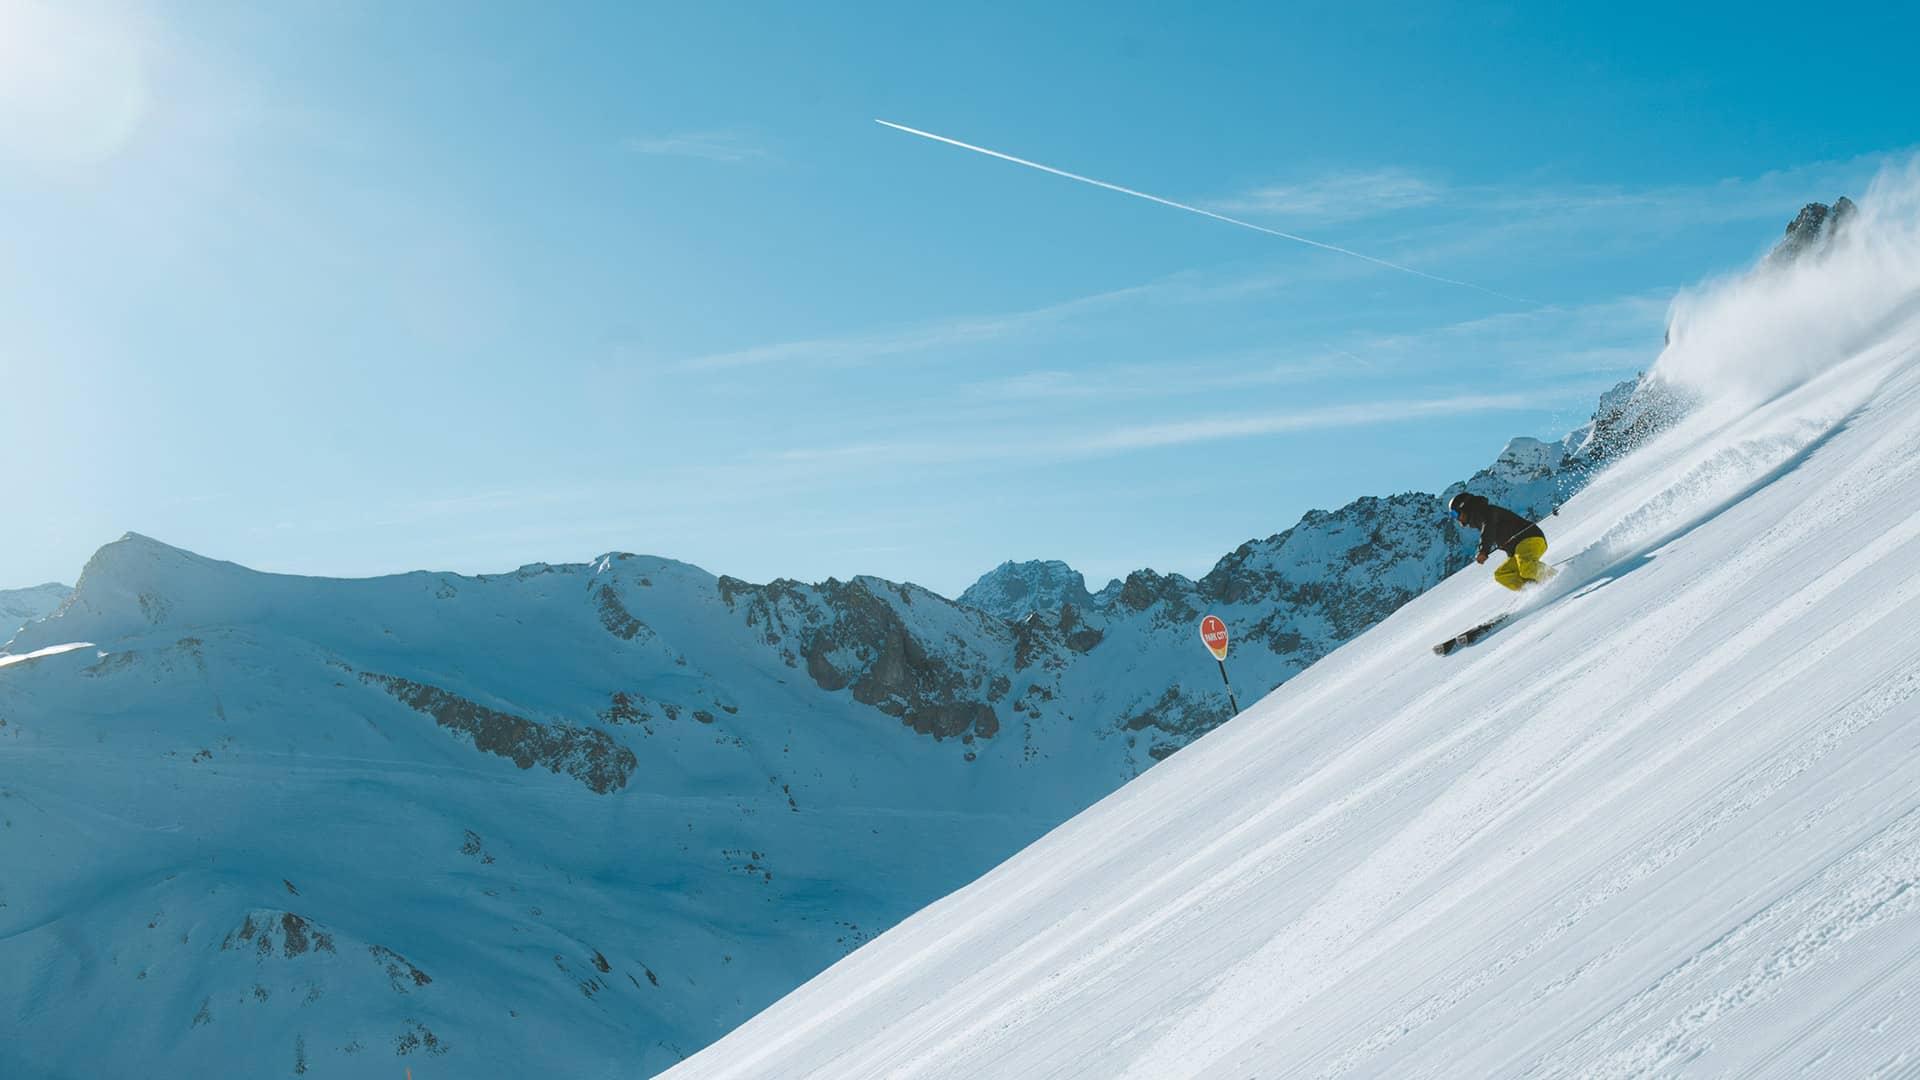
[3,1,1914,597]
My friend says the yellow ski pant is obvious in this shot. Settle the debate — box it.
[1494,536,1549,591]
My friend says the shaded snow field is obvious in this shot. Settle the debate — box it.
[669,161,1920,1078]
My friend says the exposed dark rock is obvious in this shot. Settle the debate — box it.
[1771,195,1856,263]
[1011,615,1057,672]
[280,913,312,957]
[738,577,1002,742]
[220,911,336,958]
[362,673,635,793]
[369,945,433,993]
[600,691,644,725]
[594,585,651,642]
[804,636,850,692]
[1114,570,1198,619]
[1121,686,1234,748]
[957,560,1096,621]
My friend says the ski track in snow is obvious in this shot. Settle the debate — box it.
[667,237,1920,1078]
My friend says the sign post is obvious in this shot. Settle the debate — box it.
[1199,614,1240,714]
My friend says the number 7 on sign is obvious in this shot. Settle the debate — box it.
[1199,614,1240,715]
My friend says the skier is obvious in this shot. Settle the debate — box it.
[1448,492,1551,591]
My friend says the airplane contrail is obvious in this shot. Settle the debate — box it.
[875,119,1536,306]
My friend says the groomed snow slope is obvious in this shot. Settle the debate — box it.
[668,171,1920,1078]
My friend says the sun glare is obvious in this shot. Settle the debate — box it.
[0,0,151,168]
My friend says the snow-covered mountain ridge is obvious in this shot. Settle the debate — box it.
[0,582,71,637]
[1,538,1114,1077]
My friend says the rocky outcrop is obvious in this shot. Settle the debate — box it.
[594,585,652,642]
[718,574,1007,741]
[1771,196,1856,263]
[221,911,337,959]
[958,560,1096,622]
[368,944,434,992]
[361,673,636,793]
[811,581,1001,739]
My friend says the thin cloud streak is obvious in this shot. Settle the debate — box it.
[1214,169,1442,221]
[684,151,1886,375]
[1068,392,1544,453]
[967,353,1367,402]
[764,389,1560,471]
[680,269,1299,371]
[960,290,1663,408]
[1374,150,1909,268]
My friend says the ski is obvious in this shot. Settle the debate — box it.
[1432,615,1512,656]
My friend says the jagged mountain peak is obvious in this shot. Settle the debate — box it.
[1771,194,1857,263]
[958,559,1097,622]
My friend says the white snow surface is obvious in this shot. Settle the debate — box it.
[668,169,1920,1078]
[0,641,94,669]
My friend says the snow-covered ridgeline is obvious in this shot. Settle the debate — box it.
[0,582,71,640]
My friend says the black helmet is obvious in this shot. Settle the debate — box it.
[1448,493,1472,515]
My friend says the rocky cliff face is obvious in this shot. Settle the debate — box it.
[957,560,1097,623]
[1771,196,1857,263]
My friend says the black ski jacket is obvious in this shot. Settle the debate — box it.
[1453,493,1544,560]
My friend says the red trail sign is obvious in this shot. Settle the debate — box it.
[1198,614,1240,715]
[1199,614,1230,661]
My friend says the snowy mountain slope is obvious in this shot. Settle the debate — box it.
[0,539,1157,1078]
[0,582,71,639]
[665,174,1920,1077]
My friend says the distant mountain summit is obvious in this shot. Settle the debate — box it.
[957,559,1098,622]
[0,581,72,639]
